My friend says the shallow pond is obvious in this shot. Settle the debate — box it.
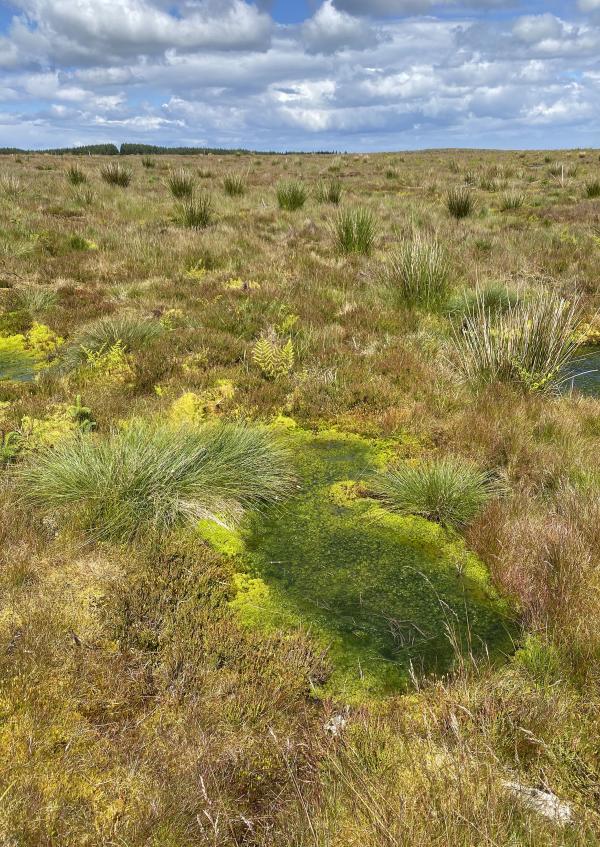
[231,428,516,701]
[561,348,600,396]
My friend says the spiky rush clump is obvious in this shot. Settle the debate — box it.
[453,291,583,392]
[167,168,194,199]
[177,193,214,228]
[100,162,131,187]
[223,173,246,196]
[385,234,450,309]
[334,206,377,255]
[276,180,307,211]
[18,420,295,542]
[447,186,475,219]
[315,178,342,204]
[374,456,502,529]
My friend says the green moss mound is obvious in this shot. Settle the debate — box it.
[219,428,516,702]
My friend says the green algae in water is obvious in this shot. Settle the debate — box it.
[231,429,515,702]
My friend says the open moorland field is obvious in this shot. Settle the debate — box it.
[1,148,600,845]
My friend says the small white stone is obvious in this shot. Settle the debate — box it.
[324,714,347,736]
[502,780,573,825]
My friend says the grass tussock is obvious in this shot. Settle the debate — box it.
[100,161,132,187]
[374,456,501,529]
[385,234,450,308]
[0,174,22,197]
[61,313,163,369]
[18,420,295,542]
[334,206,376,255]
[276,179,307,210]
[453,291,583,392]
[66,164,87,185]
[177,193,214,228]
[167,167,194,199]
[315,178,342,204]
[447,186,475,219]
[223,172,246,196]
[500,191,525,211]
[585,178,600,198]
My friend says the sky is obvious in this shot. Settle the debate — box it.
[0,0,599,151]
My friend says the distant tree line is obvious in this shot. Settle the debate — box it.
[0,143,340,156]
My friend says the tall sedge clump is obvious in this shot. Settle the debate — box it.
[18,421,295,542]
[384,234,450,309]
[100,162,132,187]
[276,180,307,211]
[315,179,342,205]
[66,165,87,186]
[585,179,600,199]
[373,457,502,529]
[334,207,376,255]
[453,291,583,392]
[223,173,246,197]
[167,168,194,199]
[447,186,475,219]
[178,193,214,229]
